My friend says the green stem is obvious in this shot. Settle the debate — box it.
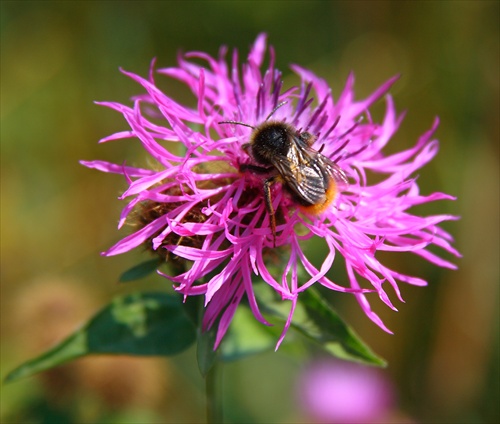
[206,360,223,423]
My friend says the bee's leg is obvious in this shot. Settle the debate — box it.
[263,175,279,247]
[242,143,252,157]
[240,163,273,174]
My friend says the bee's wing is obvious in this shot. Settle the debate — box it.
[272,139,347,205]
[316,154,349,188]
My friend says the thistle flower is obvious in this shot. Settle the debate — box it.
[297,359,396,423]
[81,34,459,349]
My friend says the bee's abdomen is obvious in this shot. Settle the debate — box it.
[298,177,338,215]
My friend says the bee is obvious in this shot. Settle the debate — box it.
[220,107,348,246]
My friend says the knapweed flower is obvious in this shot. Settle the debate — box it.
[297,359,396,423]
[81,34,459,349]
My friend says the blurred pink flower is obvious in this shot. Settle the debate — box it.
[82,34,459,349]
[297,359,395,423]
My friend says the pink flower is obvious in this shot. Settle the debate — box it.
[81,34,460,349]
[297,358,396,423]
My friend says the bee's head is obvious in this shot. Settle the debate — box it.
[250,121,293,165]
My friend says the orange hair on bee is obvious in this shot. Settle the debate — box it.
[299,178,339,216]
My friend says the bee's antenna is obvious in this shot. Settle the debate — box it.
[265,101,287,121]
[218,120,255,129]
[219,101,288,129]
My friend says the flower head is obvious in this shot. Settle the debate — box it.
[297,358,396,423]
[82,34,459,349]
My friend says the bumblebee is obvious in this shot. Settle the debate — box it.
[220,116,348,245]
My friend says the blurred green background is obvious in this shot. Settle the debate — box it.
[1,1,498,423]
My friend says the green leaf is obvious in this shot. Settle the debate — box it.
[221,306,276,361]
[197,302,279,373]
[293,288,386,366]
[179,295,219,377]
[183,294,203,327]
[4,292,197,383]
[118,258,161,282]
[255,284,386,366]
[197,324,219,377]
